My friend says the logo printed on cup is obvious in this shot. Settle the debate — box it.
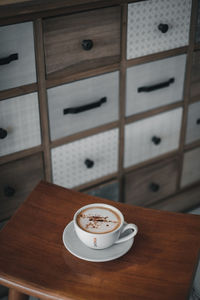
[93,238,97,248]
[74,203,138,249]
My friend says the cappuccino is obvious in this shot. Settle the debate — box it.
[77,206,121,234]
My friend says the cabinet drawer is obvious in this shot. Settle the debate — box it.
[181,147,200,188]
[0,22,36,91]
[196,0,200,43]
[185,101,200,145]
[126,55,186,116]
[0,153,44,220]
[150,185,200,212]
[125,159,178,207]
[190,51,200,99]
[124,108,182,168]
[43,6,121,77]
[127,0,192,59]
[48,72,119,140]
[0,93,41,157]
[51,129,119,188]
[84,180,119,202]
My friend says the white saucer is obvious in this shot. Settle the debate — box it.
[62,221,134,262]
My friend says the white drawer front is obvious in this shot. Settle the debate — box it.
[185,101,200,145]
[0,22,36,91]
[48,72,119,140]
[124,108,182,168]
[126,55,186,116]
[0,93,41,156]
[181,147,200,187]
[51,129,119,188]
[127,0,192,59]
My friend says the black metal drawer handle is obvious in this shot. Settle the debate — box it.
[0,128,8,139]
[152,136,161,145]
[149,183,160,192]
[82,39,93,51]
[4,186,16,197]
[85,159,94,169]
[158,23,169,33]
[0,53,18,65]
[63,97,107,115]
[138,78,175,93]
[196,118,200,125]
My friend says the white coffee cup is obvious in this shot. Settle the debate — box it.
[73,203,138,249]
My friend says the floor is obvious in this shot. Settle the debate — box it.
[0,206,200,300]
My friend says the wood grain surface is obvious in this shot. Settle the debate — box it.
[43,6,121,78]
[0,181,200,300]
[125,158,179,207]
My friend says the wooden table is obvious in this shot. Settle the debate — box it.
[0,181,200,300]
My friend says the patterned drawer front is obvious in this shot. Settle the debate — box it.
[0,22,36,91]
[43,6,121,77]
[125,159,178,207]
[185,101,200,145]
[124,108,182,168]
[0,93,41,157]
[127,0,192,59]
[181,147,200,187]
[84,181,119,202]
[0,153,44,220]
[190,51,200,99]
[196,0,200,43]
[51,129,119,188]
[126,54,186,116]
[48,72,119,140]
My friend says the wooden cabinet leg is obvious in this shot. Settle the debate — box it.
[8,288,29,300]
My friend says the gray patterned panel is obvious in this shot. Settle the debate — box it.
[0,93,41,156]
[51,129,119,188]
[127,0,192,59]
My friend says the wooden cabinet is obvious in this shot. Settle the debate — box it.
[0,0,200,219]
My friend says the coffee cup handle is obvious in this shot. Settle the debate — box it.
[114,223,138,244]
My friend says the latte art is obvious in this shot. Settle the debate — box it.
[77,206,121,234]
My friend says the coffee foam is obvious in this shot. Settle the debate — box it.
[77,206,121,234]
